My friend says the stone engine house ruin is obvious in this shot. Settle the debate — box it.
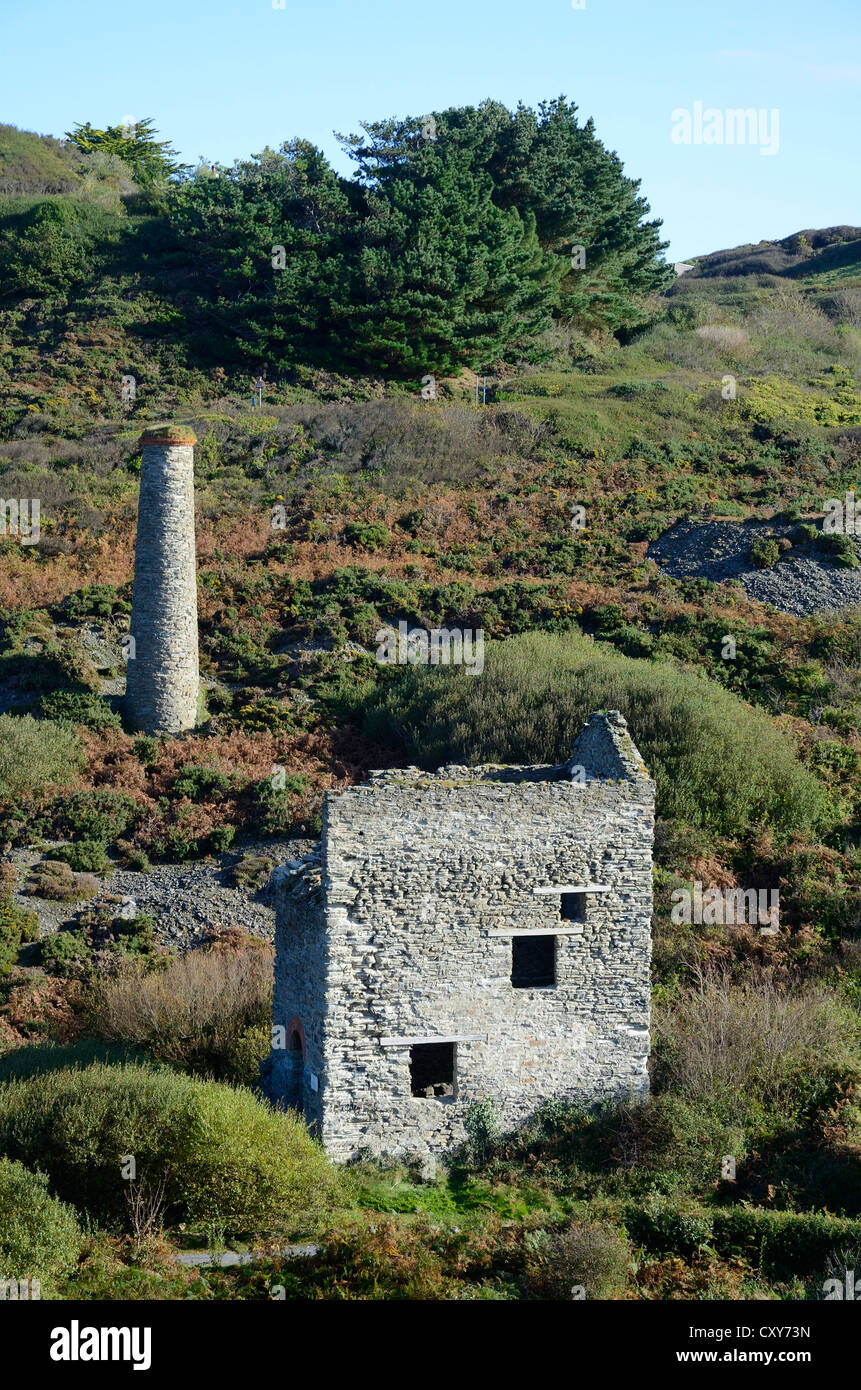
[265,710,655,1160]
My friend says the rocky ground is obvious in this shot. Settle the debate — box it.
[9,837,317,948]
[648,518,861,616]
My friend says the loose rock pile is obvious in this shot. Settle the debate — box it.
[649,518,861,616]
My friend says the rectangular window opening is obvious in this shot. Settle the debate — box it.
[410,1042,456,1098]
[560,891,586,922]
[511,934,556,988]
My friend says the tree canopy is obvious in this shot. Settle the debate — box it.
[66,117,190,186]
[28,100,671,377]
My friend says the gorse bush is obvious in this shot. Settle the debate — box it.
[0,893,39,976]
[351,630,834,840]
[749,537,780,569]
[0,1157,84,1290]
[486,1091,745,1196]
[57,787,140,842]
[38,689,122,731]
[171,765,233,800]
[0,1061,338,1235]
[50,840,112,875]
[39,929,94,976]
[626,1197,861,1279]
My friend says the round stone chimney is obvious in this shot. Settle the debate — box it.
[125,426,199,734]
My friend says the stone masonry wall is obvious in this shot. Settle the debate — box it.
[269,713,655,1162]
[125,433,199,734]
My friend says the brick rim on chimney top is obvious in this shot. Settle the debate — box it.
[125,429,199,734]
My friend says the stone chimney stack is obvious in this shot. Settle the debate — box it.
[125,426,199,734]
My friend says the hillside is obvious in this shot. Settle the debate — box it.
[0,123,85,195]
[679,225,861,285]
[3,117,861,1300]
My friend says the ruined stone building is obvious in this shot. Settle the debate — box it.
[265,710,655,1160]
[125,426,199,734]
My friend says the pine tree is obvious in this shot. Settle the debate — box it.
[343,138,560,374]
[342,98,673,340]
[65,118,189,186]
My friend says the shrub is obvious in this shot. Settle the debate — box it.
[115,841,151,872]
[624,1197,714,1258]
[694,324,748,350]
[39,930,94,976]
[628,1200,861,1279]
[349,630,834,841]
[38,690,122,731]
[62,583,126,620]
[653,971,860,1125]
[343,522,391,552]
[524,1219,631,1298]
[749,537,780,569]
[250,775,308,837]
[101,911,162,966]
[793,523,820,545]
[51,840,112,875]
[25,860,98,902]
[57,789,140,842]
[0,1061,339,1234]
[171,765,232,801]
[711,1207,861,1279]
[0,894,40,976]
[231,853,274,890]
[0,714,83,800]
[88,941,273,1077]
[208,825,236,853]
[223,1022,272,1088]
[820,533,860,568]
[464,1098,497,1164]
[0,1157,83,1290]
[132,736,160,767]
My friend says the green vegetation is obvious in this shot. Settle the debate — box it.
[89,938,272,1084]
[2,101,670,382]
[0,1156,84,1291]
[38,689,122,730]
[0,891,39,976]
[347,629,833,840]
[0,714,82,801]
[0,1059,338,1235]
[3,112,861,1299]
[25,860,98,903]
[749,536,780,569]
[65,117,188,186]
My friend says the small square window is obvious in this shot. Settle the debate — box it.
[410,1042,456,1098]
[560,891,585,922]
[511,934,556,988]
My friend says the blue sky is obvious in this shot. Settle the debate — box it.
[3,0,858,260]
